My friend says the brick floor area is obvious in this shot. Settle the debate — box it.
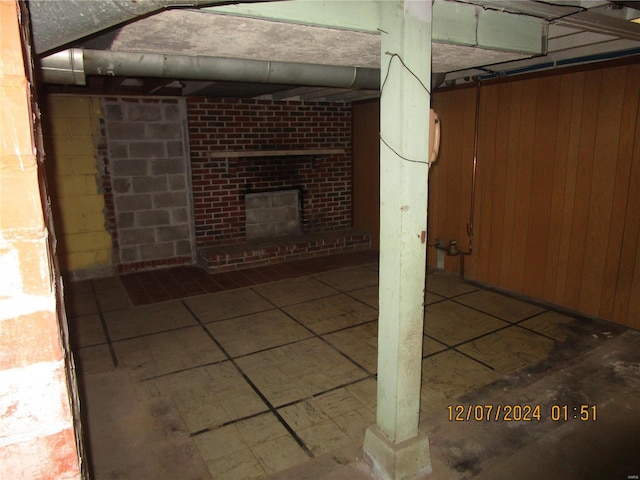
[120,250,379,305]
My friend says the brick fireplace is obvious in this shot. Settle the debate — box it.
[187,98,370,271]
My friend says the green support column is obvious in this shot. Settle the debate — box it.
[363,1,432,479]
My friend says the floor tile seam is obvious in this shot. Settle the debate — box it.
[420,334,448,353]
[309,274,353,293]
[71,333,113,349]
[424,297,450,308]
[95,304,134,314]
[315,335,375,377]
[447,296,526,324]
[343,288,381,310]
[271,290,356,309]
[318,318,378,337]
[193,375,375,444]
[421,335,457,360]
[422,323,557,372]
[130,298,168,307]
[248,284,299,310]
[420,340,500,373]
[427,305,557,346]
[275,303,374,376]
[90,281,119,368]
[452,347,502,372]
[514,309,578,342]
[139,357,232,382]
[273,375,376,412]
[510,321,559,343]
[226,335,318,362]
[181,299,316,459]
[197,306,281,325]
[121,295,193,308]
[454,280,608,331]
[107,321,204,344]
[188,409,272,438]
[425,287,480,300]
[444,321,520,348]
[249,286,308,318]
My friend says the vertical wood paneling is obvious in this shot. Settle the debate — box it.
[612,64,640,325]
[486,83,511,286]
[353,59,640,328]
[429,60,640,328]
[475,84,499,281]
[352,100,381,249]
[499,81,523,288]
[627,213,640,330]
[600,66,637,319]
[510,79,538,292]
[554,72,585,305]
[564,70,602,310]
[428,88,476,271]
[523,76,560,299]
[543,74,574,302]
[579,66,627,315]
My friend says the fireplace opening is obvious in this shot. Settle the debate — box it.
[245,189,302,240]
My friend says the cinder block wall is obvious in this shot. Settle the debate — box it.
[0,1,82,477]
[187,98,352,247]
[102,97,195,273]
[44,95,112,279]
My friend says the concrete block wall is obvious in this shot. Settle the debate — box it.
[44,95,113,279]
[0,1,82,477]
[102,97,195,273]
[187,98,352,247]
[245,189,301,239]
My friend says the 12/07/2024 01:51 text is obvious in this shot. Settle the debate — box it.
[447,404,597,422]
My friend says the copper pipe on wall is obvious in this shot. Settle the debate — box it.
[467,79,481,256]
[460,80,481,278]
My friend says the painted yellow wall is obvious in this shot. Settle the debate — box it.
[44,95,112,277]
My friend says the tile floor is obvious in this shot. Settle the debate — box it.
[65,252,640,479]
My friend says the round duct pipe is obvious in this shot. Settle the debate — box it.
[39,48,86,85]
[40,48,381,91]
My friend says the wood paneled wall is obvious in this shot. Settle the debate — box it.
[428,61,640,329]
[352,100,381,250]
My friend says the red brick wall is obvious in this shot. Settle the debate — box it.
[187,98,352,247]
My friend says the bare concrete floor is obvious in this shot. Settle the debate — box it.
[65,262,640,479]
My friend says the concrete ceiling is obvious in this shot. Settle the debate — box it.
[32,0,640,101]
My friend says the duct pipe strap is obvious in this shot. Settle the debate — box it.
[39,48,86,86]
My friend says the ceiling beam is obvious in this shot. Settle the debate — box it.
[432,0,548,55]
[208,0,548,56]
[204,0,382,33]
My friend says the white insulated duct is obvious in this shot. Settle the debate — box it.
[39,48,381,90]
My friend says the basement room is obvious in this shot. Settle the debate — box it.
[2,0,640,479]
